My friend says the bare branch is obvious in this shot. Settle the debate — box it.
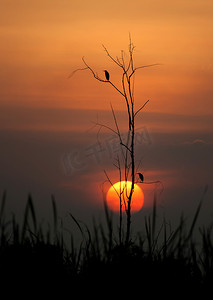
[102,44,123,68]
[110,103,121,137]
[91,121,118,136]
[129,64,160,80]
[104,170,120,199]
[128,34,135,72]
[82,57,106,82]
[82,56,125,97]
[134,63,161,71]
[109,81,125,97]
[121,71,132,130]
[116,55,122,66]
[116,154,123,243]
[138,180,165,195]
[110,102,130,164]
[120,142,131,153]
[67,67,89,79]
[121,50,126,70]
[134,100,150,117]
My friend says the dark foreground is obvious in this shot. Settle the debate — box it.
[0,195,212,296]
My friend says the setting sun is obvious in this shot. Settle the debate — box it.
[106,181,144,213]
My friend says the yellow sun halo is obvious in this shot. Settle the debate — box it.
[106,181,144,213]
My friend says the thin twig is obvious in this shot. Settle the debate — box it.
[67,67,89,79]
[134,63,160,71]
[129,64,160,80]
[110,102,126,161]
[102,44,123,68]
[110,102,121,138]
[104,170,120,199]
[120,142,131,153]
[121,70,132,130]
[134,100,150,117]
[92,121,118,136]
[82,57,105,82]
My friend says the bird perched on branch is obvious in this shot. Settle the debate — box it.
[137,172,144,183]
[104,70,110,81]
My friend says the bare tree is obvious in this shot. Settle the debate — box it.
[70,36,158,244]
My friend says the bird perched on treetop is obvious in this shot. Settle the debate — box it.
[137,172,144,182]
[104,70,110,81]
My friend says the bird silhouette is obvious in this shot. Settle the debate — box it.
[137,172,144,182]
[104,70,110,81]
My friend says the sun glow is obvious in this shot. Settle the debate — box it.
[106,181,144,213]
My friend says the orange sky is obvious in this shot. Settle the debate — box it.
[0,1,213,224]
[1,0,213,118]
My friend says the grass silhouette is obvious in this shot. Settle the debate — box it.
[0,190,212,296]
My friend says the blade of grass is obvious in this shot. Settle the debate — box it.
[152,195,157,244]
[0,190,6,223]
[21,194,37,242]
[187,185,208,241]
[69,213,84,237]
[28,194,37,232]
[51,194,58,235]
